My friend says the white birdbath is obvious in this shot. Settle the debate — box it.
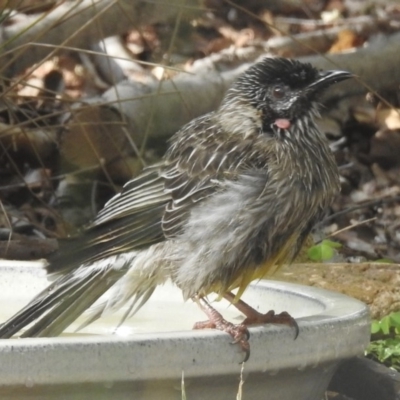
[0,261,370,400]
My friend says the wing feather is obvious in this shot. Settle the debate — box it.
[46,168,169,274]
[160,118,256,238]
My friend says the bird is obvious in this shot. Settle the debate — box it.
[0,57,352,361]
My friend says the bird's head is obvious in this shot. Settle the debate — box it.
[219,57,352,136]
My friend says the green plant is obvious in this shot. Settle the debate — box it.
[367,312,400,371]
[306,239,342,262]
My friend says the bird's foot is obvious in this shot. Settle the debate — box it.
[193,296,250,362]
[224,292,299,339]
[243,309,299,338]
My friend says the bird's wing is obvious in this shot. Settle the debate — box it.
[46,166,171,274]
[161,120,254,238]
[48,109,258,275]
[46,116,248,275]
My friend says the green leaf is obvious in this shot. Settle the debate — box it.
[321,239,342,249]
[307,240,341,261]
[380,316,391,335]
[383,346,395,360]
[375,258,394,263]
[371,320,381,334]
[390,312,400,328]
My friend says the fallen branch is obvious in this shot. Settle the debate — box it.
[99,31,400,145]
[0,0,199,77]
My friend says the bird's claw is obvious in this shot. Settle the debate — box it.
[228,324,250,363]
[243,309,299,339]
[193,296,251,362]
[194,318,250,362]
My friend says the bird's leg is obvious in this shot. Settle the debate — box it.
[223,292,299,338]
[193,295,250,361]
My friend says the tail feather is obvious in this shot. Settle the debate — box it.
[0,247,168,338]
[0,276,77,338]
[75,248,168,332]
[76,285,157,333]
[23,268,122,338]
[0,260,126,339]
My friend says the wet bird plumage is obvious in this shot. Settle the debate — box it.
[0,58,351,340]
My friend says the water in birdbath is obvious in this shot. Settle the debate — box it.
[0,261,246,337]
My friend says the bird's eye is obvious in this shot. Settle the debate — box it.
[272,86,285,99]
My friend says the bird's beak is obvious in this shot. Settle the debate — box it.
[307,69,353,92]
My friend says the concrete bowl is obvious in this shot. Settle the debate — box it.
[0,261,370,400]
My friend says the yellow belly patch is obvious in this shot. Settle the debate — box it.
[209,233,301,302]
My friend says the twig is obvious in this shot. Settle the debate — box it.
[321,195,400,224]
[328,217,377,237]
